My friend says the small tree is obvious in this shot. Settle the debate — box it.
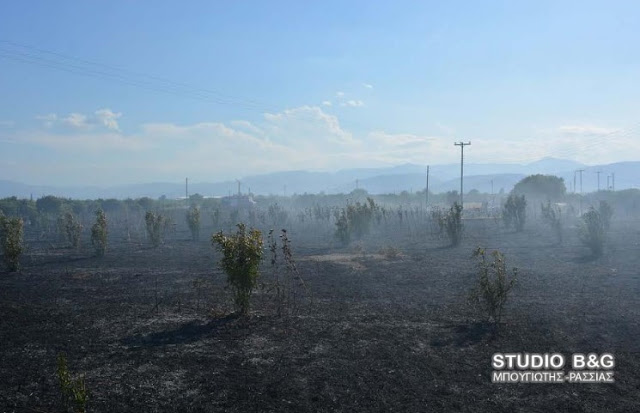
[266,229,311,317]
[0,214,24,272]
[333,197,378,245]
[470,247,518,326]
[210,208,220,227]
[268,203,288,227]
[186,206,201,241]
[334,209,351,246]
[580,207,605,257]
[503,194,526,232]
[145,211,166,247]
[444,202,463,246]
[598,200,613,231]
[57,353,88,413]
[541,201,562,244]
[60,212,82,249]
[347,198,378,239]
[90,209,108,256]
[212,223,264,315]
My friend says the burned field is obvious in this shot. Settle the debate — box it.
[1,205,640,412]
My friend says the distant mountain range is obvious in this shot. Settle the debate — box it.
[1,158,638,199]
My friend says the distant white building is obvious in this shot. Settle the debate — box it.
[221,194,256,209]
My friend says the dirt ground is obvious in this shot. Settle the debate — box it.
[1,218,639,412]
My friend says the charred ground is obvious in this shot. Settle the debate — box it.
[1,201,639,412]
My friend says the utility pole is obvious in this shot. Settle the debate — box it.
[185,177,189,200]
[573,171,577,194]
[596,170,602,192]
[577,169,585,214]
[612,173,615,191]
[236,179,241,196]
[425,165,430,209]
[577,169,584,194]
[607,175,611,191]
[454,141,471,208]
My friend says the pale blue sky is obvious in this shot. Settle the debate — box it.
[1,1,639,185]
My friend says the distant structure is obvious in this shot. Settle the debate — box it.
[221,194,256,209]
[222,180,256,209]
[464,201,489,217]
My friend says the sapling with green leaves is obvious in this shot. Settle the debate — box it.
[90,209,108,256]
[212,223,264,315]
[470,247,518,326]
[0,213,24,272]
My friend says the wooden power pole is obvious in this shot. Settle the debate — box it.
[454,141,471,208]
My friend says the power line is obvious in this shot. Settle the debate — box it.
[0,40,270,107]
[2,40,639,169]
[0,40,326,123]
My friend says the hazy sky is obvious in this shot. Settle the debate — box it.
[1,1,639,185]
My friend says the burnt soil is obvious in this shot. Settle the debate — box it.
[1,219,640,412]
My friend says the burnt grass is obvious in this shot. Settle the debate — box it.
[1,218,640,412]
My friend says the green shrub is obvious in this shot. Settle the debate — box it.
[503,194,526,232]
[268,203,288,227]
[186,206,201,241]
[145,211,166,247]
[347,198,378,239]
[212,223,264,315]
[470,247,518,325]
[0,214,24,272]
[59,212,82,249]
[580,207,605,257]
[598,200,613,231]
[334,209,351,246]
[334,197,378,245]
[90,210,108,257]
[541,201,562,244]
[444,202,463,246]
[430,208,445,236]
[57,353,88,413]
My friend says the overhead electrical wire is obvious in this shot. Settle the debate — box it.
[1,39,637,167]
[0,39,324,122]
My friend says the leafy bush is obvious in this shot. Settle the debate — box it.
[145,211,166,247]
[429,208,445,236]
[334,197,378,245]
[444,202,463,246]
[59,212,83,249]
[186,206,201,241]
[90,209,108,256]
[268,203,288,227]
[541,201,562,244]
[599,200,613,231]
[348,198,378,239]
[580,207,606,257]
[470,247,518,325]
[334,209,351,246]
[512,174,566,201]
[503,194,526,232]
[57,353,88,413]
[0,213,24,272]
[212,223,264,315]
